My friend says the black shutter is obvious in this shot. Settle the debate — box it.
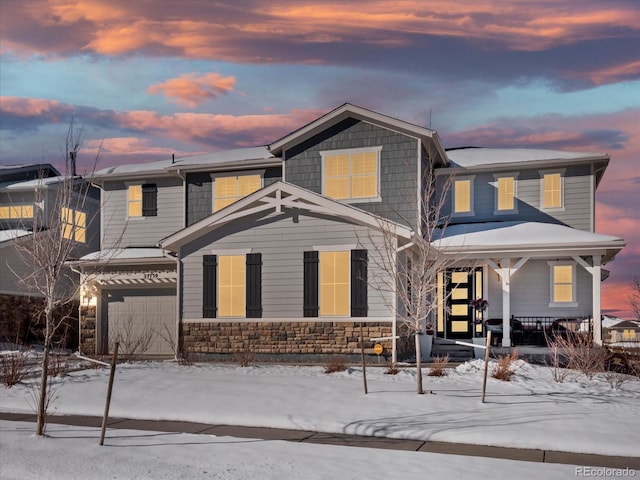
[246,253,262,318]
[142,184,157,216]
[203,255,217,318]
[351,249,368,317]
[303,251,319,317]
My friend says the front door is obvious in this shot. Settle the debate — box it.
[446,269,474,339]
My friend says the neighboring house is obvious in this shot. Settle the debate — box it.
[73,104,625,360]
[0,165,100,343]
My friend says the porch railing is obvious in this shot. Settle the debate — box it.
[485,316,592,347]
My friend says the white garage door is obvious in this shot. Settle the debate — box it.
[104,288,176,356]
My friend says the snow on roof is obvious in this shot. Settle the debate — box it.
[0,229,32,244]
[0,175,68,190]
[92,147,276,178]
[445,148,605,168]
[434,221,624,250]
[602,316,640,328]
[78,248,170,262]
[93,158,176,177]
[171,146,274,168]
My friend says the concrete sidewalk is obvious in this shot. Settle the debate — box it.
[2,411,638,469]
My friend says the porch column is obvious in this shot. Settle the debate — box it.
[592,256,602,345]
[572,255,603,345]
[501,258,511,347]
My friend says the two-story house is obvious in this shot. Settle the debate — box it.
[73,104,625,360]
[0,164,100,344]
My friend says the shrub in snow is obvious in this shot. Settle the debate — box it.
[0,350,30,387]
[491,351,520,381]
[428,355,450,377]
[233,346,256,368]
[324,355,348,374]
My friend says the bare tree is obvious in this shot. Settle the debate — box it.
[10,123,100,435]
[368,156,456,394]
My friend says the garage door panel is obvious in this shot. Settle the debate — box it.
[104,288,176,356]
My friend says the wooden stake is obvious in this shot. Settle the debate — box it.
[360,322,368,394]
[481,331,491,403]
[99,342,119,446]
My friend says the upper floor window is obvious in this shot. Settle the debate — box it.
[61,207,86,243]
[541,170,564,210]
[213,174,261,212]
[0,204,34,219]
[494,174,518,213]
[452,177,474,216]
[128,184,157,217]
[321,147,381,201]
[548,261,576,307]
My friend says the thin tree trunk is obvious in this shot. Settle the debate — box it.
[36,308,52,436]
[415,331,424,394]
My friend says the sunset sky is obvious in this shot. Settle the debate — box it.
[0,0,638,318]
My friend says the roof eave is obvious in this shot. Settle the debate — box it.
[436,154,610,175]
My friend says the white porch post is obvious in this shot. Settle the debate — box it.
[572,255,603,345]
[501,258,511,347]
[592,256,602,345]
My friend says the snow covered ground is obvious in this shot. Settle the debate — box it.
[1,421,583,480]
[1,359,639,478]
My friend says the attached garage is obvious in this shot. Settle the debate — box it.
[101,288,176,356]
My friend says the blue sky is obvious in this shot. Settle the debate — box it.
[0,0,638,315]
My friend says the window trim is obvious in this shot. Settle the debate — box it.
[548,261,577,307]
[211,171,264,213]
[493,173,519,215]
[540,169,566,212]
[452,176,475,217]
[61,207,87,243]
[126,182,158,219]
[320,146,382,203]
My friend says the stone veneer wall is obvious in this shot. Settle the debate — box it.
[181,321,393,356]
[79,305,96,355]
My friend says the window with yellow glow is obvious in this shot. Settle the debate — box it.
[218,255,246,317]
[322,148,379,200]
[453,179,472,214]
[552,264,574,303]
[61,207,86,243]
[0,204,34,219]
[543,173,562,209]
[128,185,142,217]
[497,176,515,211]
[213,175,261,212]
[319,251,350,316]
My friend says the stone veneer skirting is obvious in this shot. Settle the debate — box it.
[180,321,393,356]
[79,305,96,355]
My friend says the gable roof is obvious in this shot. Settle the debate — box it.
[159,181,413,251]
[269,103,448,166]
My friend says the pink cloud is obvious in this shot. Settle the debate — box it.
[147,73,236,107]
[0,96,70,117]
[2,1,638,59]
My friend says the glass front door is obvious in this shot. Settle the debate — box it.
[446,269,473,338]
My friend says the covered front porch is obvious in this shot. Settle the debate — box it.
[432,221,625,348]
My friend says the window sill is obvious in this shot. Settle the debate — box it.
[330,196,382,204]
[548,302,578,308]
[452,211,475,218]
[493,209,518,215]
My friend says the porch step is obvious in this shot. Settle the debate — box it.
[431,338,474,362]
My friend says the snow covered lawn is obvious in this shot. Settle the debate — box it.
[1,359,639,458]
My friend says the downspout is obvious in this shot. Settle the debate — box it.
[161,247,180,360]
[69,264,84,355]
[393,236,415,363]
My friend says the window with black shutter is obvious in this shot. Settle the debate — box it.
[351,249,368,317]
[203,255,217,318]
[142,184,157,216]
[246,253,262,318]
[303,251,319,317]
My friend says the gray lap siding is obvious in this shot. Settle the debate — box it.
[180,210,394,321]
[101,177,183,248]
